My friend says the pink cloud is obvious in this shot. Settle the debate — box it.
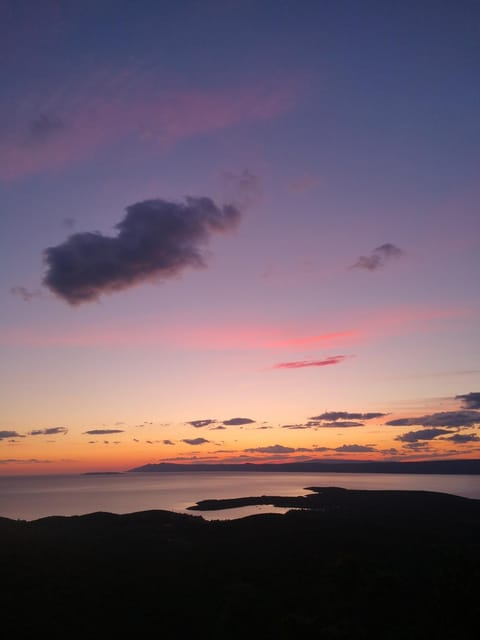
[0,71,298,181]
[0,324,358,350]
[1,304,473,350]
[273,355,349,369]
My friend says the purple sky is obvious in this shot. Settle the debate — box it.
[1,1,479,473]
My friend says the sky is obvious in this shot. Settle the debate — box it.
[1,0,479,474]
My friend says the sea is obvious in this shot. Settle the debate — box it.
[1,471,479,521]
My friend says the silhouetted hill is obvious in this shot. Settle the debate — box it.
[1,488,479,638]
[129,458,480,474]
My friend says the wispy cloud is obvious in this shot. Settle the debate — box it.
[351,243,404,271]
[245,444,296,454]
[0,305,467,350]
[273,355,349,369]
[10,286,42,302]
[187,419,217,428]
[220,169,262,210]
[28,427,68,436]
[0,72,297,181]
[83,429,124,435]
[310,411,386,421]
[0,458,52,464]
[334,444,376,453]
[28,113,64,144]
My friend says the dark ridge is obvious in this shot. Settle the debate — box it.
[2,488,479,638]
[129,458,480,474]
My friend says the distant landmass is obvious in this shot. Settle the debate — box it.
[129,458,480,474]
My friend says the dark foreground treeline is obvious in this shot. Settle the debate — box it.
[2,488,480,639]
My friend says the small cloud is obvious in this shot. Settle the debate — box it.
[310,411,386,421]
[0,430,24,440]
[83,429,124,435]
[221,169,262,209]
[396,428,451,443]
[187,419,217,428]
[43,196,241,305]
[273,355,349,369]
[0,458,52,464]
[456,392,480,410]
[222,417,255,426]
[63,217,76,230]
[403,442,431,450]
[281,424,311,430]
[316,421,364,428]
[210,425,226,430]
[182,437,210,446]
[28,427,68,436]
[288,174,320,193]
[245,444,296,454]
[163,439,175,445]
[28,113,64,144]
[443,433,480,443]
[334,444,377,453]
[10,286,42,302]
[351,243,404,271]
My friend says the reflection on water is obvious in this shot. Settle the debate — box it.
[0,471,479,521]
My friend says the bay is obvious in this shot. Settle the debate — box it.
[1,471,479,521]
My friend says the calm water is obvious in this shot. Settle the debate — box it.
[1,472,479,521]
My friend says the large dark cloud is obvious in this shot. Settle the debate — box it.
[456,392,480,410]
[273,356,348,369]
[386,411,480,428]
[222,417,255,426]
[396,428,451,443]
[187,419,217,428]
[351,243,404,271]
[43,196,241,304]
[28,427,68,436]
[83,429,124,435]
[310,411,386,421]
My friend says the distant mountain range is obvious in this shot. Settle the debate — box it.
[129,458,480,474]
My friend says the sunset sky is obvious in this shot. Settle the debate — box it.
[1,0,479,474]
